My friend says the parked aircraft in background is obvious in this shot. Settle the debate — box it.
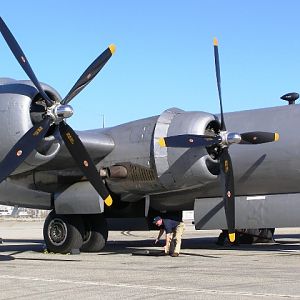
[0,17,298,254]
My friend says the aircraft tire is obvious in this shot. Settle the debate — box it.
[43,211,84,254]
[81,214,108,252]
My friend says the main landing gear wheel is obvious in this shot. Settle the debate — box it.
[81,214,108,252]
[43,211,84,254]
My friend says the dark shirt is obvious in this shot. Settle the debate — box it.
[161,218,180,234]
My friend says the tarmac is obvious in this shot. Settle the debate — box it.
[0,219,300,299]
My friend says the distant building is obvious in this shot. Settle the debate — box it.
[0,205,13,216]
[0,205,48,218]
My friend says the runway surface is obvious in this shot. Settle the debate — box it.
[0,220,300,299]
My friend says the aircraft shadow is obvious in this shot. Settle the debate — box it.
[184,237,300,252]
[0,239,81,262]
[0,238,46,262]
[274,233,300,239]
[1,236,299,259]
[0,254,15,261]
[102,235,300,256]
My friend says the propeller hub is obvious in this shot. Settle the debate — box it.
[220,131,241,146]
[226,132,242,145]
[47,103,74,124]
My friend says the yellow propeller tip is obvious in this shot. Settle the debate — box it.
[213,37,218,46]
[158,137,166,147]
[274,132,280,142]
[104,195,113,207]
[109,44,116,54]
[229,233,235,243]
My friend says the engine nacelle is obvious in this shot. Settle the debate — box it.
[153,108,220,190]
[0,79,61,175]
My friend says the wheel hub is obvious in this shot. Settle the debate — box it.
[48,218,68,246]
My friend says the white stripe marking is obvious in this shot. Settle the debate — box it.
[0,275,299,298]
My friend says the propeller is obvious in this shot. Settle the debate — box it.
[159,38,280,242]
[0,17,114,206]
[0,18,53,107]
[158,134,222,148]
[0,117,51,183]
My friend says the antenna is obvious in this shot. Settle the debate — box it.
[281,93,299,105]
[100,114,105,128]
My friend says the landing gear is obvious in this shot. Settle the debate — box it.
[81,214,108,252]
[216,228,275,246]
[43,211,108,254]
[43,211,84,254]
[238,228,275,244]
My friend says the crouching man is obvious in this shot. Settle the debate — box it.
[153,216,185,257]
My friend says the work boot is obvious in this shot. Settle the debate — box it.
[171,252,179,257]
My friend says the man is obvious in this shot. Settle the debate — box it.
[153,216,185,257]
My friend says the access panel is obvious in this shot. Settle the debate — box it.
[194,193,300,230]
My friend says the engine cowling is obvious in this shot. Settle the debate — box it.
[153,108,220,190]
[0,79,61,175]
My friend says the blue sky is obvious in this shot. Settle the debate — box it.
[1,1,300,129]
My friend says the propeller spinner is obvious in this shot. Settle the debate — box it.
[0,17,114,207]
[159,38,280,242]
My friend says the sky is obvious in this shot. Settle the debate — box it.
[1,1,300,130]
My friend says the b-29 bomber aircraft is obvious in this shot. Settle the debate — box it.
[0,17,298,254]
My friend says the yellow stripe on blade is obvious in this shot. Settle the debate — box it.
[274,132,280,142]
[158,137,166,147]
[109,44,116,54]
[104,195,113,206]
[213,37,218,46]
[229,233,235,243]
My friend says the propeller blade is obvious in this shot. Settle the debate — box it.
[0,17,53,107]
[0,117,51,183]
[240,132,280,144]
[219,147,235,242]
[59,122,113,206]
[158,134,222,148]
[62,45,116,105]
[213,38,226,131]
